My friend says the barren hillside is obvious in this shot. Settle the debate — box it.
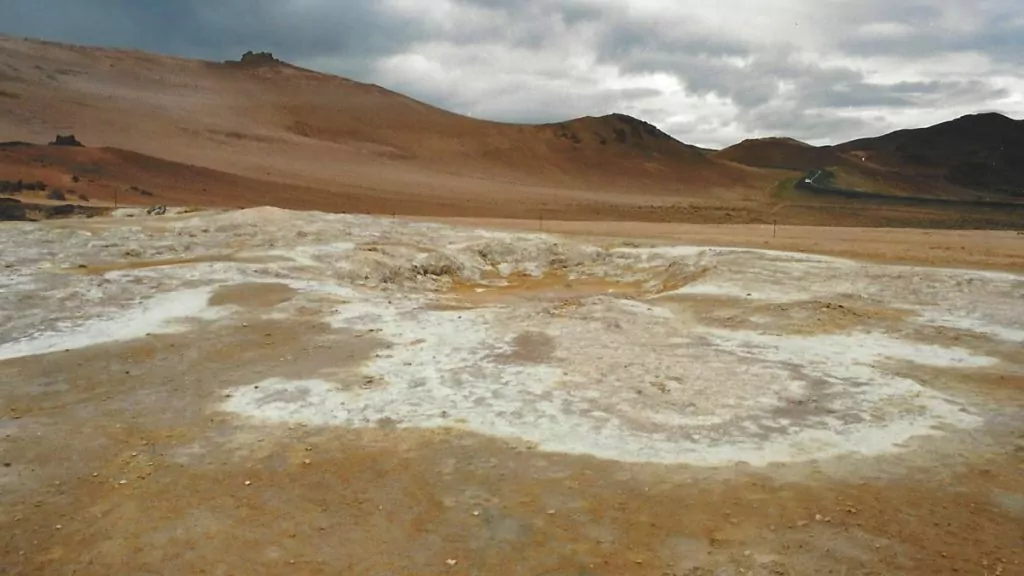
[719,113,1024,203]
[837,112,1024,199]
[0,35,767,211]
[1,34,1022,227]
[714,137,843,171]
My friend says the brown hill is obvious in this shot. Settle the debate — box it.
[0,34,767,211]
[3,142,729,219]
[836,112,1024,199]
[713,137,844,171]
[0,143,346,210]
[0,34,1021,228]
[714,114,1024,203]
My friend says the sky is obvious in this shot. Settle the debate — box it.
[2,0,1022,148]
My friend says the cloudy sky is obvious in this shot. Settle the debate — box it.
[2,0,1022,147]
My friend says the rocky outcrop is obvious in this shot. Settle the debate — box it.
[0,179,46,193]
[241,51,278,64]
[48,134,84,147]
[0,198,27,221]
[225,51,283,68]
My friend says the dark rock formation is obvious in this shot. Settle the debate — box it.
[46,204,77,217]
[225,51,283,68]
[241,51,278,64]
[0,179,46,193]
[0,198,27,221]
[49,134,84,147]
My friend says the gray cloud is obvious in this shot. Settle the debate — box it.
[0,0,426,76]
[836,0,1024,64]
[1,0,1021,147]
[736,104,875,142]
[593,13,752,62]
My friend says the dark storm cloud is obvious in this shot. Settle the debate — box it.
[593,15,751,61]
[0,0,1020,146]
[0,0,426,76]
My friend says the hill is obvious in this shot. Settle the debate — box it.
[716,114,1024,204]
[0,35,766,207]
[713,137,843,171]
[836,112,1024,198]
[0,34,1021,228]
[0,142,353,211]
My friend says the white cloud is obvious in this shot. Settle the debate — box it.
[360,0,1024,146]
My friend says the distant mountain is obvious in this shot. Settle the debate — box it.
[836,112,1024,195]
[712,113,1024,201]
[0,33,1020,227]
[0,33,770,200]
[713,137,844,171]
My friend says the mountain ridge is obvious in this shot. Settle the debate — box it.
[1,33,1021,228]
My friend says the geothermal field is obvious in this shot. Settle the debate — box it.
[1,207,1022,574]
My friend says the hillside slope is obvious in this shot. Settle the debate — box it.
[0,142,349,211]
[836,112,1024,198]
[0,35,767,210]
[715,113,1024,203]
[713,137,844,171]
[1,34,1021,228]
